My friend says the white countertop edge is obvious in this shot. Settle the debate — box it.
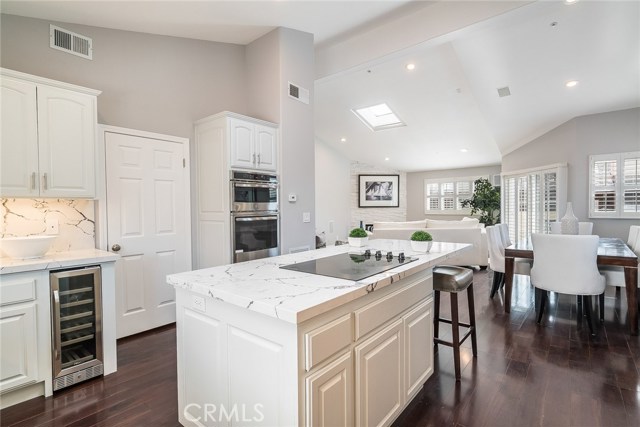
[168,240,471,324]
[0,249,119,274]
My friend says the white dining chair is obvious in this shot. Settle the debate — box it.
[628,225,640,247]
[497,223,512,247]
[579,222,594,235]
[598,231,640,320]
[550,222,562,234]
[487,225,531,298]
[531,234,605,335]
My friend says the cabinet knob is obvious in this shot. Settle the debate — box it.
[111,244,121,252]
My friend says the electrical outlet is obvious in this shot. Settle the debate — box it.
[45,218,59,235]
[192,295,206,312]
[303,212,311,223]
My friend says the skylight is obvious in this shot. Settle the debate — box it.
[352,103,405,131]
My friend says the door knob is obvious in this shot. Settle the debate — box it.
[111,244,121,252]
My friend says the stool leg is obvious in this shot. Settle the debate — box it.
[599,292,605,322]
[467,283,478,357]
[450,292,461,381]
[490,271,500,298]
[433,290,441,353]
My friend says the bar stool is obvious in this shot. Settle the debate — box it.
[433,265,478,381]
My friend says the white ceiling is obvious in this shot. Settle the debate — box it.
[3,1,638,172]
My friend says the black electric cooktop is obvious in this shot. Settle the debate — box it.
[280,250,417,281]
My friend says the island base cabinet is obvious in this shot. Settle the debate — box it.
[355,319,404,427]
[305,351,353,427]
[404,300,434,401]
[176,289,299,427]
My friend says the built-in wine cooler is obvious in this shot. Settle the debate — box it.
[50,266,103,391]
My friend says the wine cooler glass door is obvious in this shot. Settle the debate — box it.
[51,266,103,380]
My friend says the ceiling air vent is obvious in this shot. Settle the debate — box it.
[497,86,511,97]
[50,25,93,60]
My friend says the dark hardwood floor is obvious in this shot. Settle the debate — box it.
[2,269,639,426]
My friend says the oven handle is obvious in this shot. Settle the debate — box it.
[235,216,278,222]
[232,182,278,189]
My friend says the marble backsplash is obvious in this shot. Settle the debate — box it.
[1,198,96,252]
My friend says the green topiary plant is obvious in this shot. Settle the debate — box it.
[349,228,368,238]
[460,178,501,226]
[410,230,433,242]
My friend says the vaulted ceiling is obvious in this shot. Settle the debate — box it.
[3,1,638,172]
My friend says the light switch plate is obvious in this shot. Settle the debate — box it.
[303,212,311,223]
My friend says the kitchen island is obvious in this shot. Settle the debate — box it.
[168,239,470,427]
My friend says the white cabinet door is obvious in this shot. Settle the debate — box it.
[0,303,38,392]
[355,319,403,427]
[37,85,96,198]
[403,299,433,401]
[0,77,39,197]
[255,124,277,171]
[229,118,255,169]
[305,351,353,427]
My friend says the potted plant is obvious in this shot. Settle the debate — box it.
[348,227,369,247]
[460,178,501,226]
[410,230,433,253]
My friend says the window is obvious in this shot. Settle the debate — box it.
[352,103,405,131]
[424,176,483,215]
[502,164,567,242]
[589,152,640,218]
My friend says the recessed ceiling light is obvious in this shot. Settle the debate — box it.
[340,137,346,142]
[352,103,405,131]
[384,157,390,161]
[565,0,579,4]
[565,80,579,88]
[406,63,416,71]
[460,148,468,153]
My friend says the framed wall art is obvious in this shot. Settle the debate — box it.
[358,174,399,208]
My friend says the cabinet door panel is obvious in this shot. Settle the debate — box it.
[37,85,96,197]
[229,118,255,169]
[255,125,277,171]
[305,351,353,427]
[0,77,39,197]
[404,300,433,400]
[0,304,38,392]
[355,319,403,427]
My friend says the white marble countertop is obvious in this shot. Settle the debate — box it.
[167,239,470,324]
[0,249,119,275]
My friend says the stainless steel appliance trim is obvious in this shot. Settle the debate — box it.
[231,212,280,264]
[234,247,279,263]
[235,216,278,222]
[50,266,103,384]
[233,182,278,189]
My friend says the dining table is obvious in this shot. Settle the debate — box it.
[504,237,639,335]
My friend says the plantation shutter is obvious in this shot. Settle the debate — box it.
[589,152,640,218]
[623,154,640,214]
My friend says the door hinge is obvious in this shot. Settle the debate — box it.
[183,158,186,168]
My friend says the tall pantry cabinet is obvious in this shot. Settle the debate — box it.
[194,111,278,269]
[0,68,100,198]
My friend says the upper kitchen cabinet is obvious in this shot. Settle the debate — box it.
[229,115,278,172]
[0,69,101,198]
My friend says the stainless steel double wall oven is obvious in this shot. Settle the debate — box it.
[230,171,280,263]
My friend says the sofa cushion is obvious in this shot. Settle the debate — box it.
[426,218,479,229]
[373,220,426,230]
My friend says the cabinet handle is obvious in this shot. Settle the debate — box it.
[257,154,261,165]
[252,153,256,164]
[42,173,48,191]
[30,172,36,190]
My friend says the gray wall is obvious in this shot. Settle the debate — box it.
[278,28,316,253]
[1,14,248,137]
[315,141,351,244]
[502,107,640,240]
[406,165,502,220]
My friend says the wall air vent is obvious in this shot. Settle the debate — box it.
[497,86,511,97]
[288,82,310,104]
[50,25,93,60]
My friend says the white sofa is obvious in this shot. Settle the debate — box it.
[370,218,488,267]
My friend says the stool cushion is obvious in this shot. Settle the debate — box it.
[433,265,473,293]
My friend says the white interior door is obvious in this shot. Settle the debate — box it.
[105,130,190,338]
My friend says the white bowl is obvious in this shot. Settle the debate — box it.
[0,235,56,259]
